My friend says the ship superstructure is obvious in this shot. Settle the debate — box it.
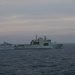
[14,35,63,49]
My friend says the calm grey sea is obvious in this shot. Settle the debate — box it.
[0,44,75,75]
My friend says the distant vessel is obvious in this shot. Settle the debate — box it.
[14,35,63,49]
[0,42,14,50]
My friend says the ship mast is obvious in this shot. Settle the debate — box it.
[36,34,37,40]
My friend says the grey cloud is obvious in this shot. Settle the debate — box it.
[0,0,75,43]
[0,0,75,16]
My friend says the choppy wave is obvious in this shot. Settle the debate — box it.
[0,44,75,75]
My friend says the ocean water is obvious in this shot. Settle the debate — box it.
[0,44,75,75]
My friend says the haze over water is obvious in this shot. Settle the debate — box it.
[0,0,75,44]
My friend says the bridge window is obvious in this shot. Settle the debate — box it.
[43,43,49,46]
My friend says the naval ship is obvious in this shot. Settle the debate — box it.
[14,35,63,50]
[0,42,14,50]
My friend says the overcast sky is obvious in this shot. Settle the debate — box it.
[0,0,75,44]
